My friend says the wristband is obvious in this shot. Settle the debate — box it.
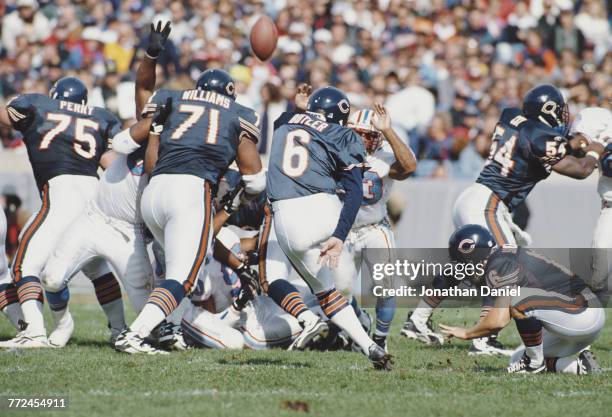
[586,151,601,160]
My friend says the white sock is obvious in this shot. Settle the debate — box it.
[130,303,166,338]
[330,306,374,354]
[50,306,71,330]
[100,299,126,333]
[552,356,579,374]
[166,298,189,325]
[525,343,544,365]
[296,309,318,326]
[411,300,434,324]
[20,300,46,336]
[2,304,23,330]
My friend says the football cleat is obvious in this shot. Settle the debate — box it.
[469,335,513,356]
[114,329,168,355]
[368,343,393,371]
[507,352,545,374]
[110,325,127,346]
[288,318,329,351]
[373,334,388,353]
[48,312,74,348]
[400,314,444,345]
[0,331,50,349]
[577,350,602,374]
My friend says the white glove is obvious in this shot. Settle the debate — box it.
[595,125,612,145]
[571,107,612,145]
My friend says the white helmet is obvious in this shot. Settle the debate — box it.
[348,109,382,153]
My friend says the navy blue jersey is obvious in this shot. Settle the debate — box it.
[149,89,259,184]
[266,112,366,201]
[6,93,119,191]
[477,108,568,211]
[485,247,586,298]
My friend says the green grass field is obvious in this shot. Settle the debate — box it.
[0,296,610,417]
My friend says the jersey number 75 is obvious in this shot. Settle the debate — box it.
[40,113,98,159]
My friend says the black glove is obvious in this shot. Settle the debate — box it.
[232,263,260,310]
[150,97,172,135]
[236,263,261,295]
[219,182,245,214]
[146,19,172,58]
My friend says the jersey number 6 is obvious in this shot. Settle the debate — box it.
[40,113,98,159]
[282,129,311,177]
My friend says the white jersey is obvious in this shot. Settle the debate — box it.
[571,107,612,202]
[354,142,396,228]
[96,153,148,224]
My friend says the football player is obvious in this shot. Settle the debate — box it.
[331,104,417,351]
[112,68,264,354]
[266,86,392,370]
[0,76,126,348]
[0,208,22,329]
[181,227,307,350]
[440,224,604,374]
[37,19,175,348]
[570,107,612,298]
[403,84,608,354]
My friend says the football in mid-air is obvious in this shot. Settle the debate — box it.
[250,15,278,61]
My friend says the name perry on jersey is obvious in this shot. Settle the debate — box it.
[181,89,231,109]
[59,100,93,116]
[288,113,329,132]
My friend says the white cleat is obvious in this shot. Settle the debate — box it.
[114,329,169,355]
[0,331,50,349]
[48,312,75,348]
[400,317,444,345]
[469,336,513,356]
[288,318,329,351]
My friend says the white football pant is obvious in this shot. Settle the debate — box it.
[41,201,153,312]
[140,174,213,294]
[591,204,612,294]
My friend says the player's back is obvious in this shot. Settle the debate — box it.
[150,88,259,184]
[266,112,365,202]
[477,107,567,211]
[486,247,586,299]
[6,93,119,191]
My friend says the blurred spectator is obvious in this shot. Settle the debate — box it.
[0,0,609,180]
[2,0,51,57]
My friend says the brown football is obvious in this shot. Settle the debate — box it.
[250,16,278,61]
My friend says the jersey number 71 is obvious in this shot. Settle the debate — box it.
[170,104,220,144]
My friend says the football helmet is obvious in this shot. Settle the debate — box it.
[196,69,236,100]
[348,109,383,153]
[522,84,569,133]
[49,77,88,105]
[448,224,496,264]
[306,86,351,125]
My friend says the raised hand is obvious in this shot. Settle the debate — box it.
[146,18,172,58]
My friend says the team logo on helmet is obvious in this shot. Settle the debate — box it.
[541,101,558,117]
[457,238,476,254]
[226,81,236,97]
[338,99,350,114]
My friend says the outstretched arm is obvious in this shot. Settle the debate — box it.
[553,140,604,179]
[136,18,171,119]
[0,107,10,127]
[371,102,417,180]
[439,296,512,340]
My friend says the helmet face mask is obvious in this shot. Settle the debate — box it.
[355,129,382,154]
[522,84,569,135]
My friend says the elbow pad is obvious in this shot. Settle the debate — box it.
[110,128,140,154]
[242,170,266,194]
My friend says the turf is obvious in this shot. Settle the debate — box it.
[0,296,610,417]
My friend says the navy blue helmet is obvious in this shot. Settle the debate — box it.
[196,69,236,99]
[307,86,351,125]
[49,77,88,105]
[449,224,496,264]
[522,84,569,132]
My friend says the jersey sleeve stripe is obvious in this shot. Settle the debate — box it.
[239,118,260,134]
[7,107,26,122]
[240,123,260,138]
